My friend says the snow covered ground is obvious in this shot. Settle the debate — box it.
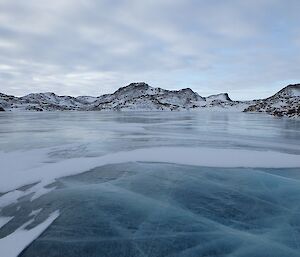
[0,111,300,257]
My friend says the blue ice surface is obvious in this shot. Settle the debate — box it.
[0,111,300,257]
[1,162,299,257]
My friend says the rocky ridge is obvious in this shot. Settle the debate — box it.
[0,82,236,112]
[243,84,300,118]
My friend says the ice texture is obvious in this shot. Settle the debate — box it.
[0,111,300,257]
[9,163,300,257]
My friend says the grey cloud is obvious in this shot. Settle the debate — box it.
[0,0,299,99]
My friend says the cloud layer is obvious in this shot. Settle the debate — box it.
[0,0,299,99]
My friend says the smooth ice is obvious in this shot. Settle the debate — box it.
[0,111,300,257]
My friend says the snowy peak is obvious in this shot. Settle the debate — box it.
[112,83,202,100]
[19,92,83,107]
[206,93,232,102]
[114,82,152,94]
[176,88,204,101]
[20,92,59,104]
[90,83,204,111]
[111,82,163,100]
[269,84,300,99]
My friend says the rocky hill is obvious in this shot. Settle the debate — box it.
[0,82,299,118]
[0,82,235,112]
[243,84,300,118]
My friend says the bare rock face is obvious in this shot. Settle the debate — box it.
[243,84,300,118]
[0,106,5,111]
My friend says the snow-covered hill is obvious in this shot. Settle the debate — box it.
[243,84,300,118]
[0,82,236,112]
[0,92,85,111]
[0,82,299,117]
[87,83,207,111]
[206,93,232,102]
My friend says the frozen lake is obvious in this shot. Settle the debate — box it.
[0,111,300,257]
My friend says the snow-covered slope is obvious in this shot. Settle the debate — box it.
[0,93,19,109]
[276,84,300,97]
[75,96,99,104]
[19,92,85,111]
[243,84,300,118]
[83,83,206,111]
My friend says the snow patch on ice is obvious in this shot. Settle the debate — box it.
[0,210,59,257]
[0,148,50,173]
[0,216,13,229]
[29,208,43,217]
[1,146,300,195]
[0,190,28,208]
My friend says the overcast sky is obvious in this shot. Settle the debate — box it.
[0,0,299,99]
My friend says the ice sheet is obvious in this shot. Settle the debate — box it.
[0,111,299,257]
[14,163,300,257]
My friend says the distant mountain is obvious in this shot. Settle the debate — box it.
[206,93,232,102]
[0,92,84,111]
[0,82,299,118]
[0,82,235,112]
[243,84,300,118]
[88,83,207,111]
